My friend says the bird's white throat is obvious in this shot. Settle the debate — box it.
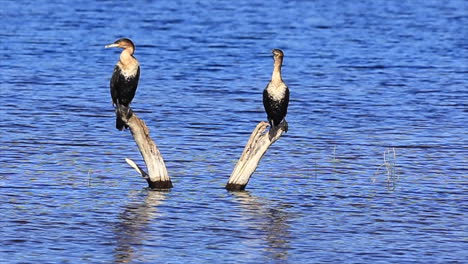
[118,61,139,79]
[266,82,287,101]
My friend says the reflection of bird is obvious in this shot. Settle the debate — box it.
[105,38,140,130]
[263,49,289,132]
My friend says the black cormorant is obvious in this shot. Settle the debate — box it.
[263,49,289,132]
[105,38,140,130]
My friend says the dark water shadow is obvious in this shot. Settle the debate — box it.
[232,191,292,262]
[113,189,167,263]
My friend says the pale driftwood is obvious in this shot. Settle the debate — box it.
[122,112,172,189]
[226,121,287,191]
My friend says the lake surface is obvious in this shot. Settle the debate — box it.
[0,0,466,263]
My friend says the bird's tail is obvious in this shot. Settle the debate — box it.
[115,104,133,131]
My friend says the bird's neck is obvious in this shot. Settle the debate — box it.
[118,49,138,72]
[271,57,283,84]
[118,49,139,78]
[119,49,136,66]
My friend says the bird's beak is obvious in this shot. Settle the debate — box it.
[105,43,119,48]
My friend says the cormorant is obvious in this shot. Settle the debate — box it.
[105,38,140,130]
[263,49,289,133]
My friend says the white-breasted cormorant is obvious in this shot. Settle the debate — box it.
[105,38,140,130]
[263,49,289,132]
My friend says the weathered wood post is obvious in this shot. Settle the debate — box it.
[226,121,287,191]
[122,112,172,189]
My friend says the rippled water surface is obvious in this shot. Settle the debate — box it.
[1,0,467,263]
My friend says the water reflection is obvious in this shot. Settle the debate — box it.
[114,190,167,263]
[232,191,291,261]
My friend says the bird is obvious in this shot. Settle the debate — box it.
[105,38,140,130]
[263,49,289,135]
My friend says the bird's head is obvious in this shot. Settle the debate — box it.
[272,49,284,59]
[105,38,136,54]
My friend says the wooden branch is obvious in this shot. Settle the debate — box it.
[122,112,172,189]
[226,121,287,191]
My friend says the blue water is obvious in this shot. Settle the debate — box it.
[0,0,467,263]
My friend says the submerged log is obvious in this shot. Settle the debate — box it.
[122,112,172,189]
[226,121,287,191]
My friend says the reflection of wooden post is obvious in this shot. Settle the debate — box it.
[232,191,290,260]
[114,190,167,263]
[226,121,286,191]
[122,112,172,189]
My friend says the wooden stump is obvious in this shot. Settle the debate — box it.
[226,121,287,191]
[122,112,172,189]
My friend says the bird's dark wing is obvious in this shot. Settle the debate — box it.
[263,88,272,115]
[110,66,121,106]
[263,87,277,125]
[280,86,290,118]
